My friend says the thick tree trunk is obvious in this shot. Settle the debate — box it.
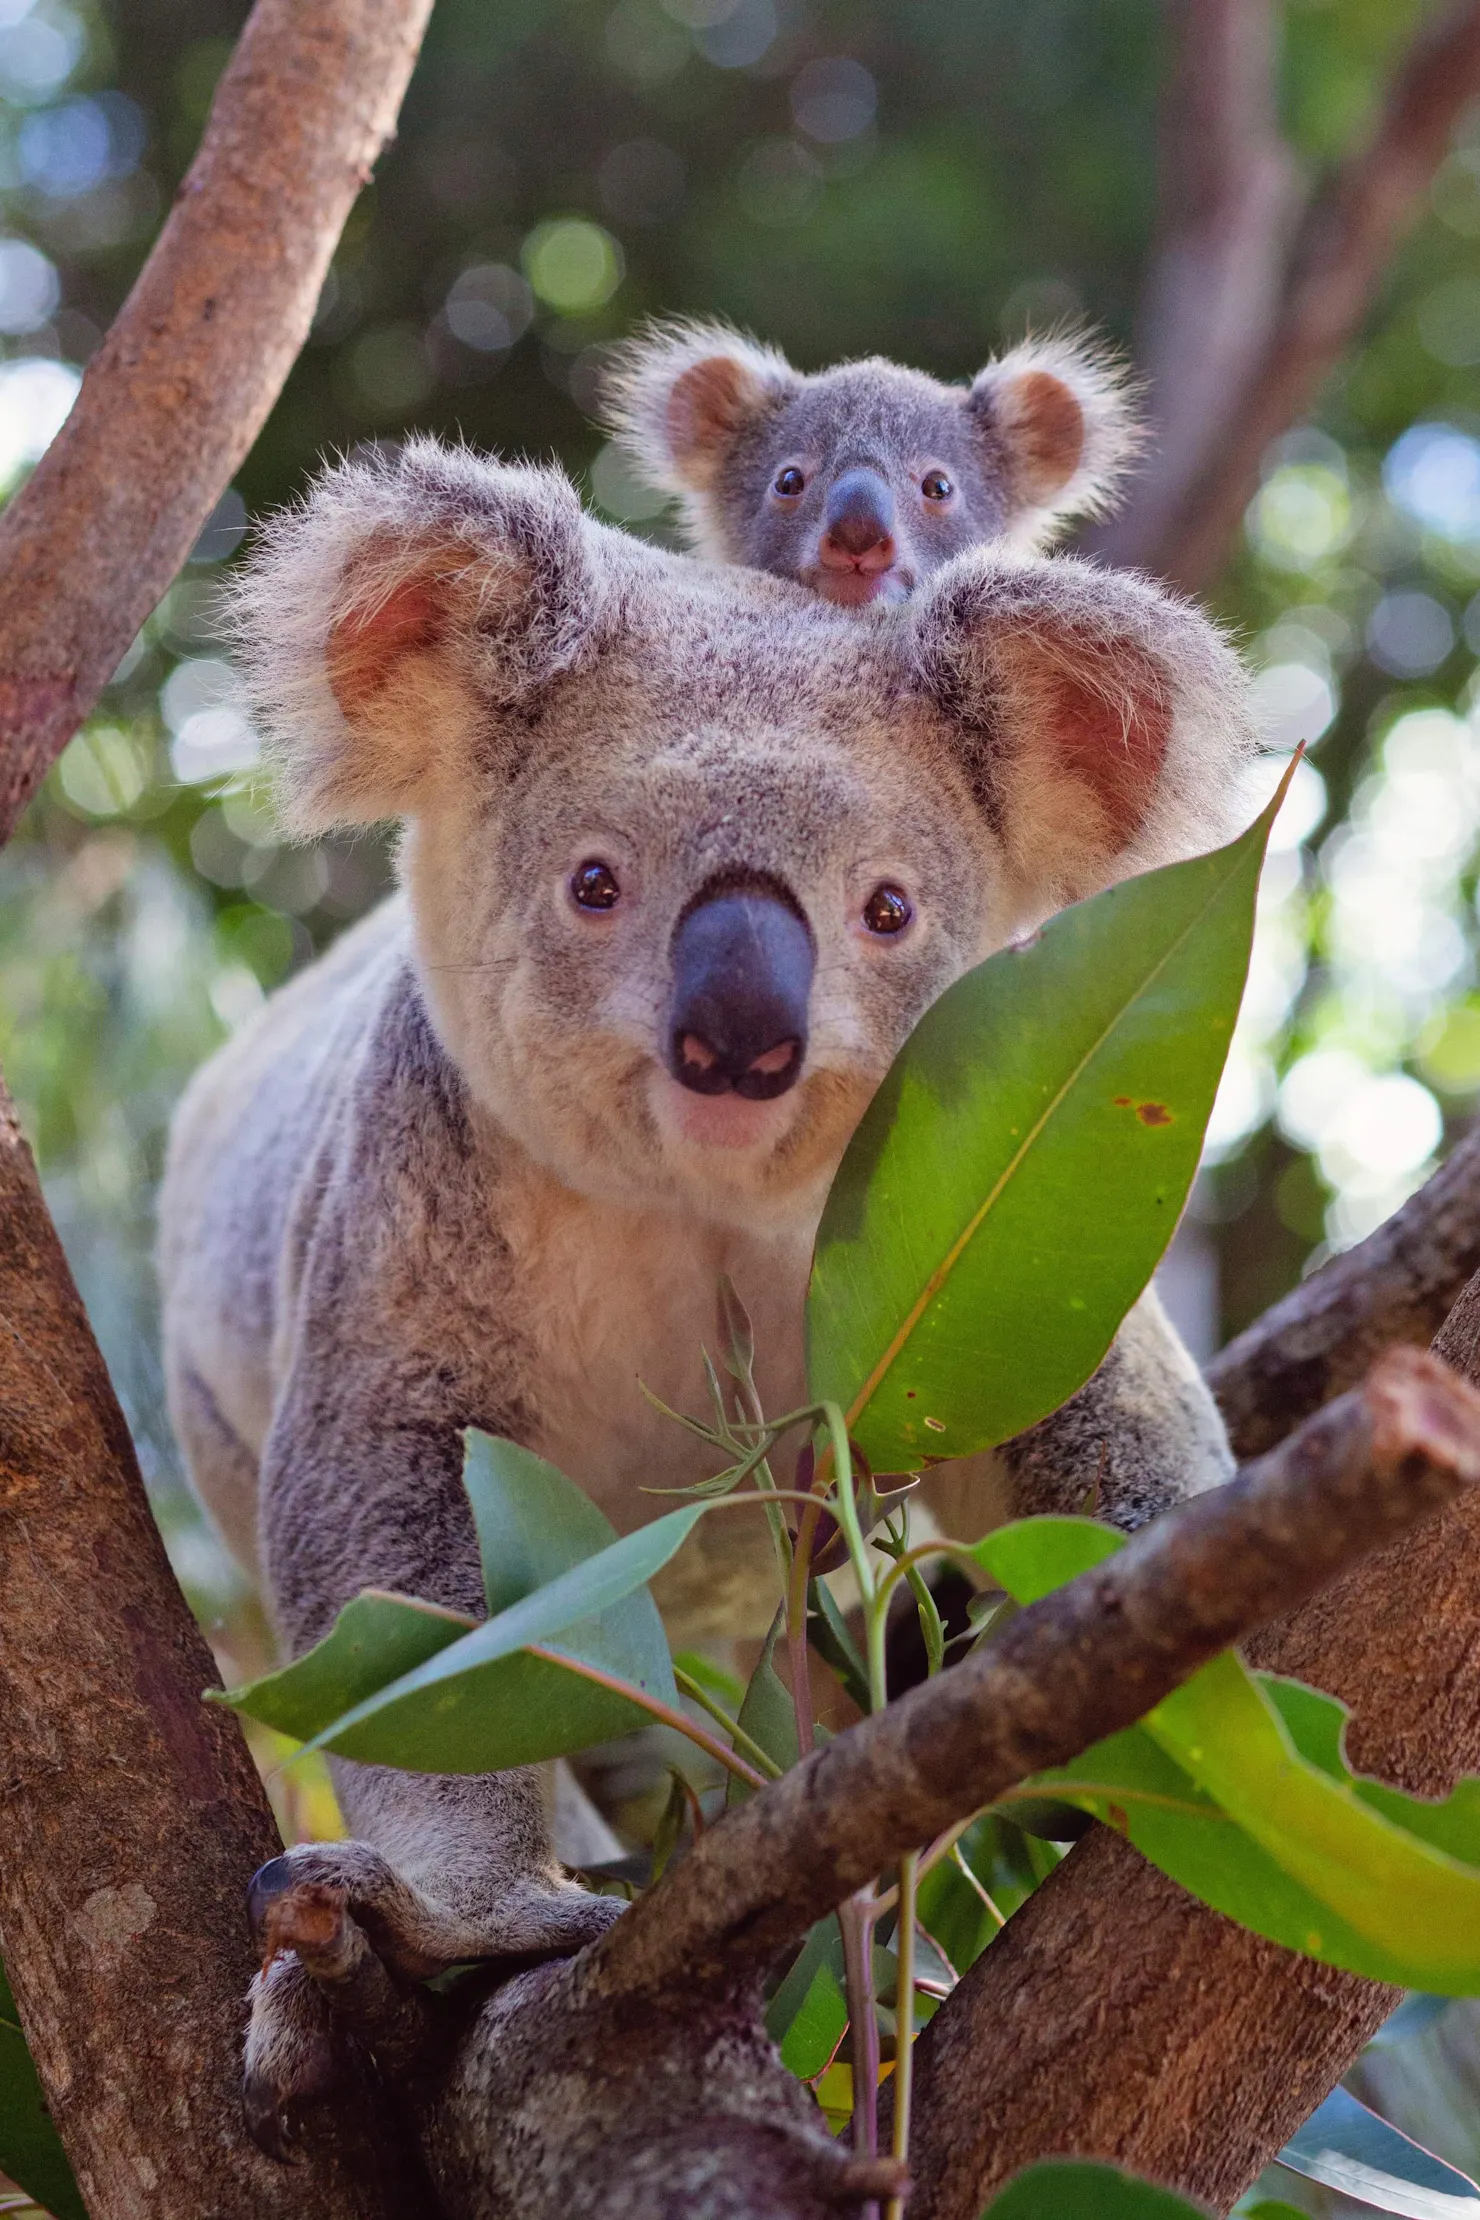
[0,1084,432,2218]
[901,1274,1480,2220]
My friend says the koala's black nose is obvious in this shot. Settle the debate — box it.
[823,467,896,558]
[668,884,814,1100]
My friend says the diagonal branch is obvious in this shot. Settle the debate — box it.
[579,1344,1480,2010]
[1097,0,1480,589]
[0,0,435,843]
[1208,1114,1480,1457]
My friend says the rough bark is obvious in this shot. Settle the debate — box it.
[0,1084,434,2219]
[1095,0,1480,589]
[1209,1113,1480,1458]
[262,1347,1480,2219]
[0,0,434,841]
[901,1284,1480,2220]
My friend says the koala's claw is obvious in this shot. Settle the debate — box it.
[244,1840,624,2157]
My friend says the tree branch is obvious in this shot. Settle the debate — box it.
[899,1296,1480,2220]
[0,0,434,842]
[0,1082,434,2219]
[1097,0,1480,589]
[1208,1115,1480,1458]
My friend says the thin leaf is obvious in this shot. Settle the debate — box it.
[808,782,1288,1469]
[0,1959,86,2220]
[727,1608,800,1807]
[1277,2089,1480,2220]
[806,1578,870,1713]
[461,1430,620,1615]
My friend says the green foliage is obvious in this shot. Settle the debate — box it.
[980,2160,1209,2220]
[215,1432,702,1770]
[807,784,1281,1468]
[982,1516,1480,1993]
[0,1959,85,2220]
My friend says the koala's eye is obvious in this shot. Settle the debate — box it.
[773,466,806,499]
[921,470,954,502]
[570,860,621,911]
[862,884,913,936]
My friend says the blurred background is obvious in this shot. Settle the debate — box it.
[2,0,1480,2181]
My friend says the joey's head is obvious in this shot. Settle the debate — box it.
[602,321,1140,608]
[232,439,1252,1234]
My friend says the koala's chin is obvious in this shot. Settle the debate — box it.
[644,1063,873,1233]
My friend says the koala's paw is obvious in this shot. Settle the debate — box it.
[244,1840,625,2159]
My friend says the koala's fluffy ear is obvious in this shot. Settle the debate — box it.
[912,551,1255,914]
[227,437,603,835]
[602,318,799,500]
[966,333,1141,547]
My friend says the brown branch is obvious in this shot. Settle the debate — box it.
[0,0,435,842]
[1097,0,1480,589]
[0,1083,435,2218]
[900,1295,1480,2220]
[1209,1114,1480,1458]
[580,1345,1480,2010]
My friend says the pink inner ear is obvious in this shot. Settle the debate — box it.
[1004,370,1085,505]
[327,576,444,717]
[666,356,763,486]
[1037,636,1172,848]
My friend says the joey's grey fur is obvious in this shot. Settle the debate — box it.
[603,319,1139,607]
[158,436,1249,2155]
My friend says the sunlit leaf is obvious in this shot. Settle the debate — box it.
[0,1956,86,2220]
[1277,2088,1480,2220]
[808,785,1287,1470]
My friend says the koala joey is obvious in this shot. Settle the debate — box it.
[602,318,1138,607]
[157,437,1248,2152]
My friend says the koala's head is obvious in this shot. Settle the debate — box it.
[602,321,1140,609]
[232,439,1249,1234]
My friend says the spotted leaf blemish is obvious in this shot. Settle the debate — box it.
[1136,1102,1172,1127]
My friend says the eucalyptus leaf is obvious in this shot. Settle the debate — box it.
[727,1609,800,1807]
[982,2159,1210,2220]
[462,1429,621,1616]
[1276,2089,1480,2220]
[981,1515,1480,1990]
[0,1957,86,2220]
[808,784,1285,1470]
[222,1504,704,1771]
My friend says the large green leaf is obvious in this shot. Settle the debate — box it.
[980,1517,1480,1991]
[0,1958,86,2220]
[807,787,1284,1469]
[983,2159,1209,2220]
[221,1498,704,1772]
[462,1430,622,1615]
[1277,2089,1480,2220]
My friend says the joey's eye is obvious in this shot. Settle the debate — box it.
[571,860,621,911]
[921,470,954,502]
[862,884,913,936]
[773,466,806,499]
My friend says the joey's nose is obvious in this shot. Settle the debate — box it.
[668,886,814,1100]
[821,468,896,563]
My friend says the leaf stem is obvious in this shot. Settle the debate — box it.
[673,1665,784,1780]
[887,1851,919,2220]
[521,1649,770,1792]
[839,1888,881,2161]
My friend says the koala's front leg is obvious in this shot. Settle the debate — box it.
[245,1384,621,2153]
[999,1286,1233,1531]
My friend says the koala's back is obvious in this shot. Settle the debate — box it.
[159,897,416,1563]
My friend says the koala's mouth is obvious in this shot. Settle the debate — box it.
[651,1069,800,1156]
[805,565,914,610]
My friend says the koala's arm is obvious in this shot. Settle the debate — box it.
[997,1286,1233,1531]
[256,1358,619,1959]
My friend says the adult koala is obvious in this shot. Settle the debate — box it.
[158,438,1251,2143]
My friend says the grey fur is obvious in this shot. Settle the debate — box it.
[601,318,1140,594]
[160,437,1250,2131]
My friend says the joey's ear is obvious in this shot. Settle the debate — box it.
[227,437,604,836]
[911,551,1255,914]
[602,318,799,498]
[966,332,1141,546]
